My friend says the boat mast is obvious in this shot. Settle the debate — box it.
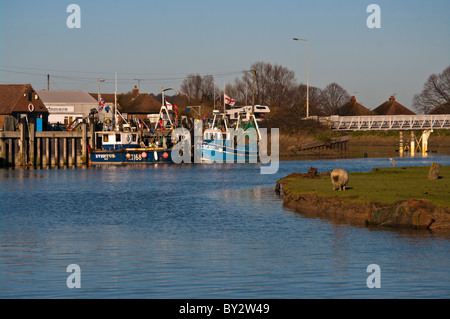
[252,67,255,114]
[114,72,118,131]
[251,68,261,140]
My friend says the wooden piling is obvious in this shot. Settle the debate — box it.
[19,121,26,167]
[36,138,41,167]
[29,122,35,166]
[8,139,13,167]
[71,138,76,165]
[89,120,95,150]
[49,137,55,166]
[44,137,50,166]
[0,139,5,167]
[81,122,87,164]
[55,137,60,166]
[3,126,117,169]
[63,138,68,166]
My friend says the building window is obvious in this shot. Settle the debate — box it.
[116,134,121,142]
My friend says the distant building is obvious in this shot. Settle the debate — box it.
[0,84,48,130]
[118,93,164,121]
[37,90,101,125]
[338,96,375,116]
[428,102,450,114]
[373,96,416,115]
[89,86,170,126]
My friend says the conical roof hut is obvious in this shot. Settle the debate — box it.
[373,96,416,115]
[338,96,375,116]
[428,102,450,114]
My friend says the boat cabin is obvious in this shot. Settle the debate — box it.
[96,131,140,150]
[226,105,270,122]
[203,128,232,142]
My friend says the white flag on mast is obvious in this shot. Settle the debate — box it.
[224,94,236,106]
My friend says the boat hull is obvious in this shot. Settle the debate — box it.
[89,148,172,164]
[201,141,258,163]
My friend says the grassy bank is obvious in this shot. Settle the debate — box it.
[280,166,450,207]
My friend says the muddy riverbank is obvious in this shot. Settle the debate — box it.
[276,166,450,233]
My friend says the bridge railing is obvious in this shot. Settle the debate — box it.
[329,114,450,131]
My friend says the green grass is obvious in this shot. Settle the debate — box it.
[281,166,450,207]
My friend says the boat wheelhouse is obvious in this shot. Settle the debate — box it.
[99,130,140,150]
[226,105,270,122]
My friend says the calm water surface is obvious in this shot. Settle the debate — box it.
[1,155,449,298]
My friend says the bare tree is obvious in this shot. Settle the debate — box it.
[291,84,325,116]
[321,82,351,115]
[268,63,297,107]
[201,75,215,103]
[180,74,215,105]
[225,77,249,105]
[413,65,450,114]
[227,62,297,107]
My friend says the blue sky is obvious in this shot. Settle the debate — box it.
[0,0,449,110]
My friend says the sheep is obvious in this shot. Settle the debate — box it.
[331,169,349,191]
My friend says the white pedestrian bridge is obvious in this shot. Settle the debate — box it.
[329,114,450,131]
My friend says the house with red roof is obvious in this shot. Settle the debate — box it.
[428,102,450,114]
[337,96,375,116]
[0,84,48,130]
[373,96,416,115]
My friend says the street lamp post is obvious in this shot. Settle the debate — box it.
[293,38,309,118]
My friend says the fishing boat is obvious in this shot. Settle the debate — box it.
[201,110,260,163]
[89,76,176,165]
[89,127,173,165]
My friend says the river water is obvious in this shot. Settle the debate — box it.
[0,154,449,299]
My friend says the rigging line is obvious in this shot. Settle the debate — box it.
[0,65,117,76]
[0,68,114,83]
[0,65,245,78]
[0,69,46,77]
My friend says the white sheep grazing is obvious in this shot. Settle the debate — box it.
[331,169,349,191]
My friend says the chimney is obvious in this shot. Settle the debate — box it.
[389,96,395,101]
[351,96,356,102]
[132,85,139,98]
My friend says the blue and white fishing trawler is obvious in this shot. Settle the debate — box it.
[201,110,260,163]
[89,127,173,165]
[89,79,175,165]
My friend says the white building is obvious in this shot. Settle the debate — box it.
[37,90,103,125]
